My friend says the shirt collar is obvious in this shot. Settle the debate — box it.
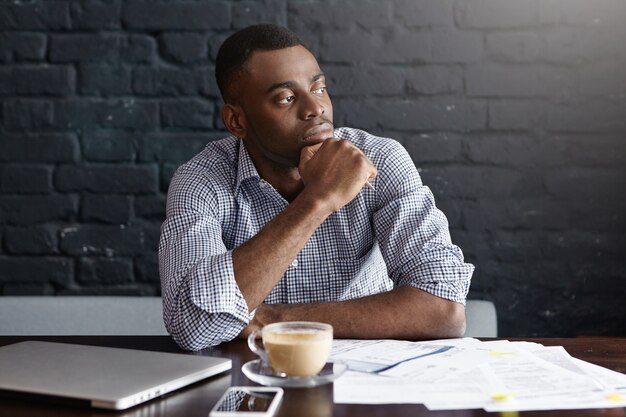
[234,139,261,195]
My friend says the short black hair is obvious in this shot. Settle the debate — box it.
[215,24,305,103]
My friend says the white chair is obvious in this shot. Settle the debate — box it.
[0,296,168,335]
[0,296,497,338]
[465,299,498,337]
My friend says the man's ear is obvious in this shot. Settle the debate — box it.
[221,104,246,139]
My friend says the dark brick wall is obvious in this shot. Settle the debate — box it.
[1,0,625,337]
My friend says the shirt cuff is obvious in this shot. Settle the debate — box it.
[399,262,474,305]
[188,250,251,324]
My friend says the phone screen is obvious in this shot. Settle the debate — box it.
[214,388,279,413]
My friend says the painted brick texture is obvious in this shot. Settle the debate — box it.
[0,0,625,337]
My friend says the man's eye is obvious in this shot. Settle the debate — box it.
[277,96,295,104]
[313,86,327,95]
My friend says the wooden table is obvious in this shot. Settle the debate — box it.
[1,336,625,416]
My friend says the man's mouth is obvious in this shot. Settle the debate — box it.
[302,123,334,143]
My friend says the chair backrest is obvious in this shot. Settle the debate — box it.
[0,296,496,338]
[0,296,168,335]
[464,299,498,337]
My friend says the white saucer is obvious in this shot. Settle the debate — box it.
[241,359,347,388]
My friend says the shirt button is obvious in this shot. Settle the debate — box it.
[291,259,298,267]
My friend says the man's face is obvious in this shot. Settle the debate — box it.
[236,45,334,168]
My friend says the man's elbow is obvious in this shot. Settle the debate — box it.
[436,302,466,338]
[171,332,220,352]
[165,311,245,351]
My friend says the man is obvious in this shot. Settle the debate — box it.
[159,24,474,351]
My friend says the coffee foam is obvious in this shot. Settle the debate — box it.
[264,330,331,345]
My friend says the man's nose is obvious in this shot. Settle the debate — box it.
[300,94,325,119]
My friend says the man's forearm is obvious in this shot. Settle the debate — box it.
[232,192,331,312]
[248,286,466,341]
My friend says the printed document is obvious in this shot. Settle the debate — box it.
[332,338,626,411]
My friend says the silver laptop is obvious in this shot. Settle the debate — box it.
[0,341,231,410]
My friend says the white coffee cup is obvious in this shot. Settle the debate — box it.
[247,321,333,377]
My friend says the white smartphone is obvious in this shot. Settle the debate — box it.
[209,386,284,417]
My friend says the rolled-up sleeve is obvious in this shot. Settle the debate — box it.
[373,142,473,305]
[159,168,251,351]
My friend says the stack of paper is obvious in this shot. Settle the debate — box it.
[330,338,626,411]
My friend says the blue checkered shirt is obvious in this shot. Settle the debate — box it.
[159,128,474,351]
